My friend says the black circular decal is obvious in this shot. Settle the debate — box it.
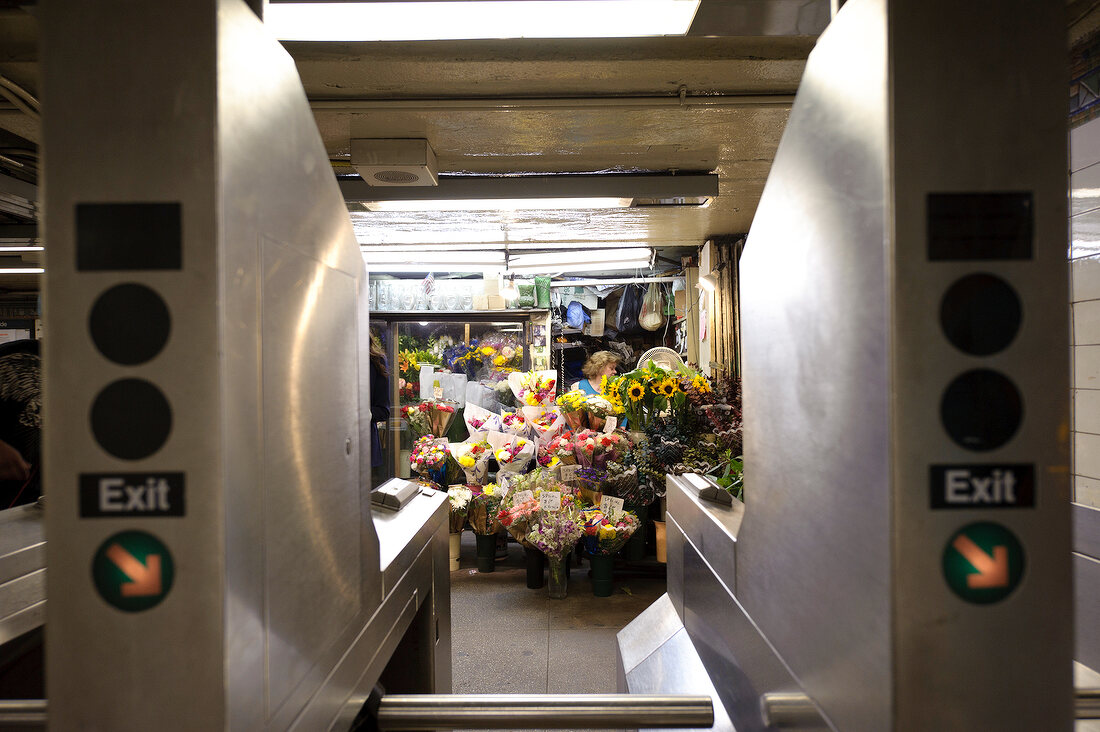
[940,369,1022,451]
[939,274,1022,356]
[89,284,171,365]
[91,379,172,460]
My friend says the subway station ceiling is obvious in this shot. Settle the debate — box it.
[0,1,827,294]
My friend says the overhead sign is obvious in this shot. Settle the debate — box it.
[80,472,185,517]
[92,530,175,612]
[929,464,1034,509]
[942,522,1024,604]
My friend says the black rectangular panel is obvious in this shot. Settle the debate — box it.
[927,192,1032,260]
[79,472,186,517]
[76,202,182,270]
[929,464,1035,509]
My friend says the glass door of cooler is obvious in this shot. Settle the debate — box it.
[378,313,548,481]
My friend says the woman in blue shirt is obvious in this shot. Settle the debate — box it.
[573,350,621,395]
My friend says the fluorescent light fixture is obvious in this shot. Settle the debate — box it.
[508,247,652,274]
[362,198,633,212]
[0,268,43,274]
[363,249,505,273]
[0,246,43,252]
[267,1,700,41]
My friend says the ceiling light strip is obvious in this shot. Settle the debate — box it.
[267,0,700,41]
[340,174,718,204]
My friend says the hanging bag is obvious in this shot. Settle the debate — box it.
[639,282,666,331]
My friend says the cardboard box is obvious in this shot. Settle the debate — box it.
[589,308,606,336]
[674,289,687,320]
[473,295,489,310]
[487,295,506,310]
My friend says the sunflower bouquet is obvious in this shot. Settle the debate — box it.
[606,361,689,429]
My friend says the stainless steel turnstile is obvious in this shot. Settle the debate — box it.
[38,1,449,729]
[619,0,1080,730]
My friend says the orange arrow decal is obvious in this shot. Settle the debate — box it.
[952,534,1009,589]
[106,543,163,597]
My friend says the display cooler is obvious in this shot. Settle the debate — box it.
[371,310,551,483]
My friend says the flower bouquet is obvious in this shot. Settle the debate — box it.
[467,482,505,573]
[401,399,459,440]
[583,394,619,432]
[556,390,589,431]
[573,429,628,471]
[522,406,565,444]
[581,506,639,556]
[581,505,639,596]
[447,485,472,534]
[464,401,502,434]
[509,369,558,407]
[500,410,532,440]
[409,435,451,487]
[542,433,577,466]
[446,484,473,570]
[490,434,535,476]
[450,439,492,484]
[526,491,585,599]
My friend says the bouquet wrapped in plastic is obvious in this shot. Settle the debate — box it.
[464,401,502,434]
[526,490,584,561]
[509,370,558,407]
[539,433,576,467]
[450,439,492,484]
[500,410,532,440]
[402,399,458,440]
[583,395,620,432]
[556,390,589,431]
[496,478,543,549]
[467,483,504,535]
[522,406,565,444]
[409,435,453,487]
[447,485,473,534]
[573,430,628,470]
[488,433,535,475]
[581,506,639,555]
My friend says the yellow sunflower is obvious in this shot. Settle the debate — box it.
[627,380,645,402]
[657,378,679,397]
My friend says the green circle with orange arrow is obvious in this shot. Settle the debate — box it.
[942,521,1024,604]
[92,530,175,612]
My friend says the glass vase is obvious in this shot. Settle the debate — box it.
[547,555,568,599]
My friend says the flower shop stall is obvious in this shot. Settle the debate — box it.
[398,349,744,598]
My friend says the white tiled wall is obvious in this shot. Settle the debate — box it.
[1072,117,1100,508]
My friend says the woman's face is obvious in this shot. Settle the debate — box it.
[598,361,619,378]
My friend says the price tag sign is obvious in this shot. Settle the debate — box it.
[603,416,617,433]
[540,491,562,512]
[560,464,580,483]
[513,490,534,505]
[600,495,624,520]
